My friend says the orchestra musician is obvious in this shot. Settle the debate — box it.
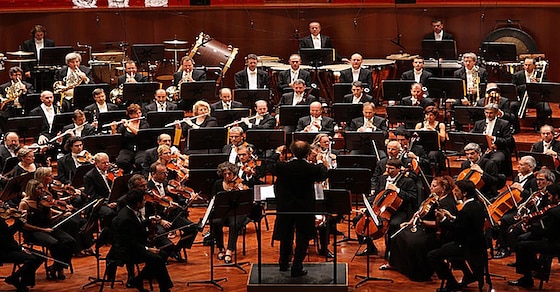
[339,53,372,91]
[400,57,433,86]
[173,56,206,87]
[494,156,539,259]
[342,81,374,104]
[270,141,328,277]
[531,124,560,170]
[57,109,96,148]
[142,133,174,176]
[507,183,560,289]
[415,106,446,175]
[471,103,515,177]
[29,90,61,146]
[84,88,119,125]
[428,180,487,292]
[0,132,21,173]
[453,52,488,105]
[234,54,270,89]
[459,142,500,199]
[210,88,243,111]
[211,162,250,265]
[512,57,550,132]
[5,148,38,179]
[0,66,33,120]
[21,24,55,79]
[83,152,118,228]
[476,83,520,133]
[401,83,435,109]
[177,101,217,139]
[0,200,45,292]
[111,103,150,173]
[240,100,276,130]
[277,54,312,94]
[144,89,178,112]
[390,176,457,282]
[299,21,334,50]
[311,133,337,169]
[109,189,174,292]
[423,18,454,40]
[372,141,402,188]
[54,52,94,111]
[346,102,388,136]
[394,128,430,187]
[221,126,253,164]
[156,144,188,182]
[277,79,317,106]
[236,145,263,188]
[18,179,75,281]
[296,101,335,136]
[56,136,89,185]
[117,60,148,86]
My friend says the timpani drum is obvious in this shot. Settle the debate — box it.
[362,59,396,100]
[188,32,238,82]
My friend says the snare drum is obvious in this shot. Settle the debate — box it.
[155,59,176,82]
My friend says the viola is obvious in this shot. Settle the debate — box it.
[145,190,177,209]
[487,187,522,223]
[39,194,69,211]
[167,179,196,199]
[76,150,93,164]
[457,166,484,189]
[50,180,81,198]
[107,164,124,181]
[0,206,24,220]
[225,177,248,191]
[241,159,258,176]
[167,159,189,182]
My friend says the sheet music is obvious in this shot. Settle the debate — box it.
[198,196,215,229]
[362,194,379,226]
[254,184,275,201]
[314,183,324,200]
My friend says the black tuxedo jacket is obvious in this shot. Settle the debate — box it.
[54,65,94,84]
[401,96,435,108]
[117,73,148,85]
[423,31,454,40]
[475,97,516,123]
[141,147,159,176]
[443,198,486,252]
[234,69,270,89]
[0,145,16,173]
[29,104,62,139]
[144,102,178,112]
[0,80,34,99]
[84,102,120,121]
[296,115,335,136]
[277,69,312,92]
[21,38,55,72]
[56,153,91,184]
[342,93,374,104]
[339,68,372,89]
[83,167,111,201]
[109,206,150,262]
[512,70,546,97]
[375,174,418,213]
[299,35,334,49]
[513,173,538,201]
[471,118,514,153]
[400,70,433,86]
[172,70,206,86]
[240,113,276,131]
[531,140,560,154]
[210,100,244,111]
[453,66,489,85]
[346,116,388,134]
[278,92,317,106]
[460,158,499,198]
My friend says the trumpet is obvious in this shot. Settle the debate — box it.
[224,114,260,128]
[101,116,145,128]
[164,113,208,127]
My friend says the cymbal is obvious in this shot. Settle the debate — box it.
[164,48,189,52]
[92,52,124,57]
[5,59,37,63]
[7,51,33,57]
[164,39,188,45]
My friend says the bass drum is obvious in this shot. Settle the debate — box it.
[482,27,539,55]
[188,32,238,83]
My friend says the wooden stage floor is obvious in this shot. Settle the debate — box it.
[1,205,559,292]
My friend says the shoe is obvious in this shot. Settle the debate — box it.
[494,248,511,259]
[379,263,392,270]
[5,275,20,288]
[130,277,150,292]
[224,254,232,264]
[172,252,186,263]
[436,281,462,292]
[279,265,289,272]
[460,274,477,287]
[216,250,225,260]
[507,262,517,267]
[356,248,378,256]
[56,268,66,280]
[46,265,57,280]
[291,269,308,277]
[508,276,534,288]
[16,287,29,292]
[318,249,335,259]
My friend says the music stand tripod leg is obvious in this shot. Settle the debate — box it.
[187,218,227,290]
[354,216,393,288]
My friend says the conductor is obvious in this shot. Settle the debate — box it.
[270,141,328,277]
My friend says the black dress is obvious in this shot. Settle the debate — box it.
[390,194,458,281]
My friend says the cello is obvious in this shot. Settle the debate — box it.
[487,185,522,223]
[457,164,484,189]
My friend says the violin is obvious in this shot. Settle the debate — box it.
[107,164,124,181]
[76,150,93,164]
[39,194,70,211]
[50,180,81,197]
[225,177,248,191]
[145,189,179,209]
[0,206,24,220]
[487,186,522,223]
[519,202,560,230]
[167,179,196,200]
[167,159,189,182]
[241,159,258,177]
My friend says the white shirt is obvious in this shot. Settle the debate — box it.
[434,30,444,41]
[312,35,322,49]
[484,118,496,135]
[352,69,360,82]
[228,145,238,164]
[157,102,166,112]
[525,70,536,83]
[97,102,108,113]
[414,69,423,83]
[73,123,84,137]
[247,68,258,89]
[292,93,303,106]
[222,102,231,110]
[517,173,531,187]
[35,39,44,60]
[352,94,362,104]
[290,69,299,83]
[466,68,475,90]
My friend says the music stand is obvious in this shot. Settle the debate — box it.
[73,83,111,111]
[299,48,335,66]
[39,46,74,67]
[245,129,286,156]
[83,134,122,159]
[385,106,424,128]
[411,129,440,152]
[97,110,127,132]
[5,116,43,141]
[136,128,174,151]
[323,189,352,284]
[52,112,75,134]
[188,154,228,169]
[328,168,372,243]
[185,169,219,198]
[213,189,253,273]
[179,81,217,110]
[278,105,310,126]
[382,80,415,102]
[108,174,133,203]
[518,151,556,171]
[213,109,250,127]
[332,103,363,125]
[337,155,377,172]
[233,89,271,107]
[344,131,385,156]
[131,44,164,64]
[526,82,560,104]
[0,172,34,203]
[494,83,518,102]
[332,83,353,103]
[187,127,228,153]
[23,93,42,116]
[122,82,160,105]
[2,157,19,174]
[454,106,485,130]
[71,164,95,188]
[427,78,465,101]
[146,111,185,128]
[480,42,517,62]
[422,40,457,60]
[447,132,490,154]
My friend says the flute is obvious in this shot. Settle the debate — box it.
[164,113,208,127]
[101,116,145,128]
[224,114,260,128]
[49,122,89,143]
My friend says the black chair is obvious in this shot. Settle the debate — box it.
[537,252,559,290]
